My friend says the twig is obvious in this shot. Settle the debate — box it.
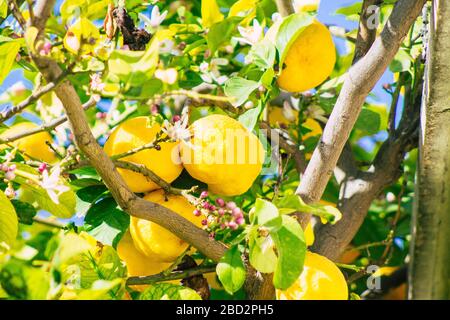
[7,0,27,30]
[126,265,216,286]
[0,97,96,145]
[33,216,66,229]
[388,73,405,133]
[0,74,69,124]
[110,136,169,160]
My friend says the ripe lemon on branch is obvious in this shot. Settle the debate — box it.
[117,231,172,278]
[0,122,57,163]
[180,115,265,196]
[277,252,348,300]
[277,20,336,93]
[130,189,203,263]
[104,116,183,193]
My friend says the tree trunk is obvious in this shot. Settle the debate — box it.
[409,0,450,300]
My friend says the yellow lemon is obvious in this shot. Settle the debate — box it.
[304,223,315,247]
[268,106,299,127]
[295,0,321,12]
[117,231,172,277]
[64,17,100,54]
[277,20,336,93]
[0,122,57,163]
[104,117,183,193]
[205,272,223,290]
[130,189,203,262]
[180,115,265,196]
[277,252,348,300]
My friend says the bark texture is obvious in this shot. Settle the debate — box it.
[409,0,450,300]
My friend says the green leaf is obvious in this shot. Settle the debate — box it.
[107,37,159,87]
[248,39,276,69]
[251,198,282,231]
[248,228,277,273]
[11,199,37,225]
[75,279,124,300]
[76,185,108,203]
[238,104,261,131]
[0,40,21,86]
[207,16,242,54]
[261,67,275,88]
[56,233,126,291]
[0,259,50,299]
[140,283,202,300]
[275,13,315,69]
[20,184,76,219]
[84,197,130,247]
[355,108,381,135]
[271,215,306,290]
[274,194,342,224]
[335,2,363,21]
[0,0,7,19]
[216,245,246,294]
[389,48,412,73]
[201,0,224,28]
[224,76,260,107]
[0,191,18,254]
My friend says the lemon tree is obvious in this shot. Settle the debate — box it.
[0,0,433,302]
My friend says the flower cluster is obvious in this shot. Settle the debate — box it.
[192,191,246,239]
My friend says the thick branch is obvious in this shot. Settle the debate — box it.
[275,0,294,17]
[296,0,426,229]
[29,0,227,263]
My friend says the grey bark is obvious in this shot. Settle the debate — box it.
[409,0,450,300]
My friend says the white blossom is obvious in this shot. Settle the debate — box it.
[155,68,178,84]
[90,73,105,92]
[162,110,191,142]
[40,166,70,204]
[236,19,263,46]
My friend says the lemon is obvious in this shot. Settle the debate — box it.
[0,122,57,163]
[295,0,321,12]
[277,251,348,300]
[117,231,172,277]
[180,115,265,196]
[104,117,183,193]
[277,20,336,93]
[130,189,203,262]
[304,223,315,247]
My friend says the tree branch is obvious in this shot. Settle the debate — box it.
[28,0,227,263]
[295,0,427,230]
[0,72,68,124]
[0,97,96,145]
[275,0,294,17]
[126,265,216,286]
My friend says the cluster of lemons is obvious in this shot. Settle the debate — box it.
[103,114,264,290]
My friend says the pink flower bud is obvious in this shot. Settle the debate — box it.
[218,208,225,216]
[202,202,211,209]
[232,207,242,217]
[172,115,181,123]
[8,164,16,172]
[4,171,16,181]
[227,221,238,230]
[209,205,216,211]
[226,201,237,210]
[201,219,208,226]
[208,232,216,239]
[235,217,245,225]
[216,198,225,207]
[0,164,8,172]
[200,191,209,199]
[38,163,47,173]
[193,209,201,217]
